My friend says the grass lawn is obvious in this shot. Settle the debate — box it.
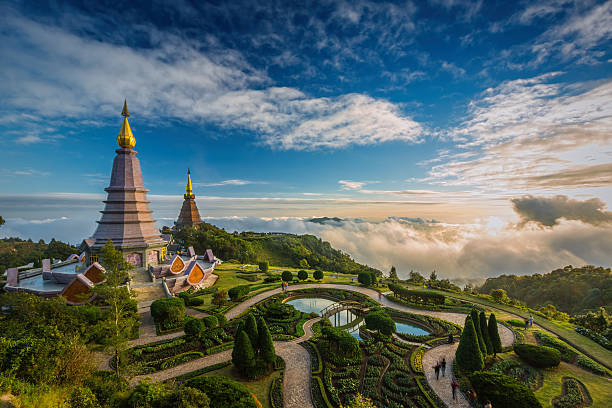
[201,364,281,408]
[534,362,612,407]
[400,284,612,370]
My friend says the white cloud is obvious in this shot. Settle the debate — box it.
[441,61,466,78]
[15,134,42,144]
[0,12,424,151]
[193,179,268,187]
[339,180,367,190]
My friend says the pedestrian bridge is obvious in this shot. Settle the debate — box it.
[319,300,366,318]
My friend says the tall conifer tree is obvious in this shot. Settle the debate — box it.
[232,331,255,375]
[470,309,486,355]
[480,311,493,355]
[257,316,276,364]
[488,313,503,356]
[245,313,259,351]
[456,315,484,372]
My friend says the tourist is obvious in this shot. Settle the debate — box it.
[448,333,454,344]
[529,315,533,327]
[378,292,382,301]
[433,362,441,380]
[441,358,446,377]
[524,319,529,329]
[451,378,459,400]
[484,400,492,408]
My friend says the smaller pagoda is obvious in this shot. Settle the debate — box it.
[175,169,203,229]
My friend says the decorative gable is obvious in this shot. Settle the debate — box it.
[61,275,95,305]
[169,254,186,274]
[186,261,206,285]
[83,262,106,284]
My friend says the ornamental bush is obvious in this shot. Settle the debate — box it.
[186,375,256,408]
[388,283,445,305]
[257,316,276,364]
[259,261,269,273]
[184,318,205,339]
[513,344,561,368]
[297,270,308,281]
[228,285,250,301]
[232,331,255,375]
[480,311,493,355]
[265,302,296,319]
[471,309,487,355]
[203,315,218,329]
[365,311,396,336]
[151,297,185,325]
[488,313,503,355]
[456,315,484,372]
[358,271,376,285]
[469,371,543,408]
[313,270,324,280]
[281,271,293,282]
[245,313,259,350]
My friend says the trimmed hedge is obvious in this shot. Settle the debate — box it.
[388,283,445,305]
[270,377,283,408]
[469,371,543,408]
[513,344,560,368]
[150,297,185,325]
[228,285,251,301]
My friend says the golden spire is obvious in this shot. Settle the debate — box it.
[117,99,136,149]
[186,168,193,196]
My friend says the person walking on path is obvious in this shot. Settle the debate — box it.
[484,400,492,408]
[433,362,441,380]
[451,378,459,400]
[441,358,446,377]
[378,292,382,301]
[529,315,533,327]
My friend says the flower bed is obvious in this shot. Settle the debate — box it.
[490,358,541,390]
[552,377,592,408]
[270,376,284,408]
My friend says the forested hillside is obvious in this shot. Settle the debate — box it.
[0,238,78,274]
[173,222,380,275]
[478,265,612,315]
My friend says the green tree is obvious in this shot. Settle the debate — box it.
[313,270,324,281]
[95,240,137,378]
[408,270,425,284]
[429,270,438,282]
[389,266,398,281]
[488,313,503,356]
[257,316,276,364]
[358,271,373,285]
[364,311,396,336]
[491,288,509,304]
[171,386,210,408]
[456,315,484,372]
[281,270,293,282]
[232,331,255,375]
[258,261,269,273]
[480,311,493,355]
[244,313,259,351]
[297,270,308,281]
[299,258,309,268]
[212,290,227,307]
[470,309,487,355]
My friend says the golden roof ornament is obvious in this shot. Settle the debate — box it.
[117,99,136,149]
[186,168,193,196]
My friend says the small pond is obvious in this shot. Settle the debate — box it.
[286,296,430,340]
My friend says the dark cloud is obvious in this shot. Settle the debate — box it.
[511,195,612,227]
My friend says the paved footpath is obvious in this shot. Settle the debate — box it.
[123,283,516,408]
[131,318,320,408]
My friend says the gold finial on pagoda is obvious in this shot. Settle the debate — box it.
[186,168,193,196]
[117,100,136,149]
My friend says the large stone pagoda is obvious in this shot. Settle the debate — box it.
[83,101,167,268]
[175,169,203,229]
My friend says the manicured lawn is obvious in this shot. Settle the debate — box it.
[402,285,612,370]
[201,364,281,408]
[534,362,612,407]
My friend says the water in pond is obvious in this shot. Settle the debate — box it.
[286,297,364,340]
[395,321,430,336]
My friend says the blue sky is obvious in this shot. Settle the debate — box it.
[1,0,611,279]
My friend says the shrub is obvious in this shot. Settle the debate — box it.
[69,387,99,408]
[513,344,560,368]
[259,261,269,273]
[552,377,589,408]
[257,316,276,364]
[151,297,185,325]
[281,271,293,282]
[488,313,502,355]
[469,371,543,408]
[358,271,375,285]
[388,283,445,305]
[456,315,484,372]
[184,318,205,339]
[576,354,610,376]
[480,311,493,355]
[228,285,250,301]
[298,270,309,281]
[232,331,255,376]
[203,315,218,329]
[215,313,227,327]
[365,310,396,336]
[313,270,324,280]
[266,302,296,319]
[245,313,259,349]
[507,319,526,327]
[471,309,487,355]
[264,276,282,283]
[186,376,256,408]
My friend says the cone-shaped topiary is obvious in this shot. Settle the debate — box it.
[480,311,493,355]
[488,313,503,356]
[456,315,484,372]
[257,316,276,364]
[232,330,256,375]
[245,313,259,352]
[471,309,487,355]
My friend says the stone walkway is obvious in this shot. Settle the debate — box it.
[123,283,518,408]
[131,317,320,408]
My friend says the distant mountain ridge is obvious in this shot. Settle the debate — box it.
[478,265,612,315]
[174,221,380,275]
